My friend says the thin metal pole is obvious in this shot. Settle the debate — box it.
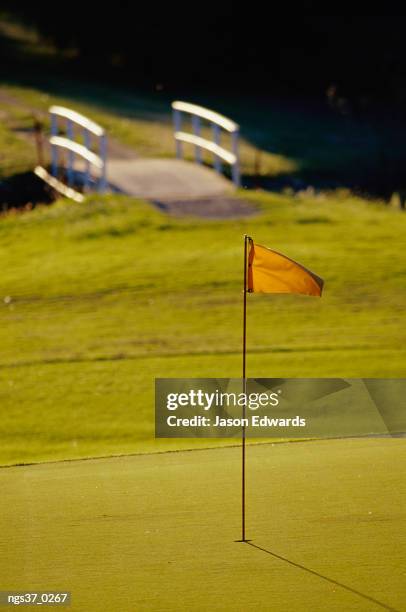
[242,234,248,541]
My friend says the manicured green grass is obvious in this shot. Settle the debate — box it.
[1,192,405,464]
[1,438,405,611]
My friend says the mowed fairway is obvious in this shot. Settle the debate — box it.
[1,193,406,464]
[0,438,405,611]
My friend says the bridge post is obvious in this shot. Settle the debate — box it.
[83,128,91,191]
[231,129,240,187]
[99,134,107,192]
[50,112,58,177]
[173,108,183,159]
[66,119,74,186]
[191,115,202,164]
[212,124,222,173]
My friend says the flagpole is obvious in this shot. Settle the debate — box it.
[241,234,248,542]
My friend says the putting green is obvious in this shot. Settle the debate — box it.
[0,438,405,611]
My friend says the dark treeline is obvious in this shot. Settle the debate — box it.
[3,8,406,116]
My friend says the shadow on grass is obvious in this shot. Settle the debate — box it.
[244,541,399,612]
[0,170,55,211]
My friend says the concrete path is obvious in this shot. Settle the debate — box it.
[107,157,258,218]
[108,158,232,200]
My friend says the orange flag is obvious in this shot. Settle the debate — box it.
[247,240,323,296]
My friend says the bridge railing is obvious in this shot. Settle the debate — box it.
[171,101,240,187]
[49,106,107,192]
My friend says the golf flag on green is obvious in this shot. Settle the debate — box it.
[247,239,323,296]
[239,236,324,542]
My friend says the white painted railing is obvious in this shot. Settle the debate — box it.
[49,105,107,192]
[172,101,240,187]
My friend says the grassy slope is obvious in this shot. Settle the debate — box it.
[0,82,295,180]
[1,438,405,611]
[1,192,405,464]
[0,102,37,178]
